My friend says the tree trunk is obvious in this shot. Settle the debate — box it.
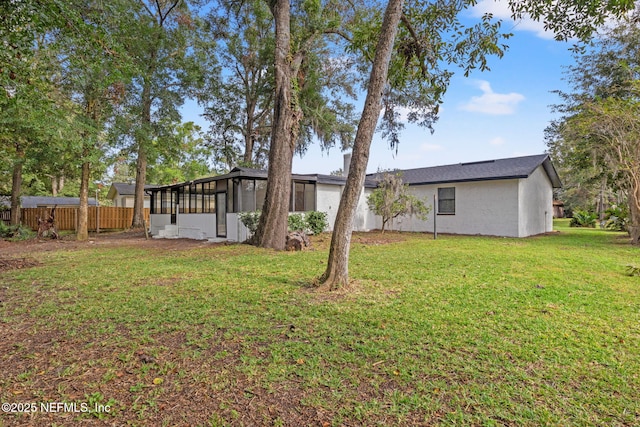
[132,79,152,230]
[253,0,299,250]
[77,160,90,241]
[244,100,256,165]
[10,147,23,226]
[51,175,64,196]
[51,176,58,197]
[243,131,254,165]
[319,0,404,289]
[629,182,640,245]
[132,143,148,229]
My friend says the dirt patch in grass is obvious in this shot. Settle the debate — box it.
[352,231,408,246]
[0,229,410,259]
[303,278,369,303]
[0,316,428,427]
[0,257,40,272]
[0,230,226,258]
[307,231,410,254]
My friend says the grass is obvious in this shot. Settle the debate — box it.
[0,219,639,426]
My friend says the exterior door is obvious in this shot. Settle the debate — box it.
[216,192,226,237]
[171,190,178,224]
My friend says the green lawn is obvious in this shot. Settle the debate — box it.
[1,220,639,426]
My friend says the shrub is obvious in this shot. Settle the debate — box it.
[238,210,261,234]
[0,223,36,240]
[367,172,430,233]
[604,205,628,232]
[570,210,597,228]
[288,213,306,232]
[239,211,329,235]
[305,211,328,235]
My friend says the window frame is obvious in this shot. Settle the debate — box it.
[437,187,455,215]
[290,181,316,212]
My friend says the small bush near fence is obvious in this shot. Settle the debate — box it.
[0,222,35,240]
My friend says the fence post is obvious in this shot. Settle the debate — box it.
[433,194,437,240]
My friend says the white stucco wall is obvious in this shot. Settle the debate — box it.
[316,185,380,232]
[316,184,343,232]
[392,179,521,237]
[229,213,250,242]
[178,213,216,239]
[149,214,171,235]
[360,188,381,231]
[518,165,554,237]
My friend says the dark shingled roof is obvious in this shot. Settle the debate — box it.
[151,167,379,191]
[20,196,98,208]
[315,174,378,188]
[148,154,561,192]
[110,182,159,196]
[368,154,561,188]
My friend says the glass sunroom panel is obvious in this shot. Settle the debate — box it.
[240,179,256,212]
[294,182,305,212]
[203,182,216,213]
[190,183,200,213]
[179,187,189,213]
[255,179,267,210]
[304,183,315,211]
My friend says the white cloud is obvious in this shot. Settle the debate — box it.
[420,143,444,152]
[460,80,525,115]
[470,0,557,40]
[489,137,506,146]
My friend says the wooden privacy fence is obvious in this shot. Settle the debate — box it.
[1,210,10,226]
[20,207,150,232]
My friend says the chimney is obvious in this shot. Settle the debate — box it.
[343,153,352,177]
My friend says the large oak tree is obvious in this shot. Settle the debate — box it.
[113,0,202,229]
[251,0,359,249]
[319,0,637,289]
[547,8,640,243]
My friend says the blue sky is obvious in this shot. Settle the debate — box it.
[183,0,578,174]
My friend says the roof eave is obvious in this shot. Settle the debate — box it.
[406,175,530,187]
[541,157,563,188]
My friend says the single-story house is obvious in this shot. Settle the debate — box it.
[369,154,562,237]
[19,196,98,209]
[148,166,379,240]
[106,183,157,208]
[148,153,561,241]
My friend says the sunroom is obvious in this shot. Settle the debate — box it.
[148,167,318,241]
